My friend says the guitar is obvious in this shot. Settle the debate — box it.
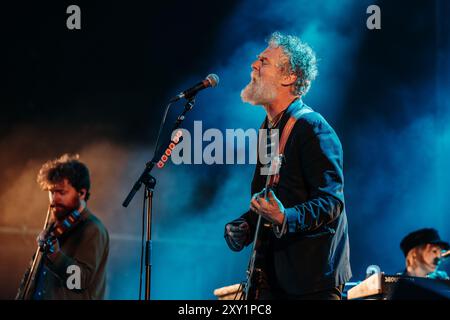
[244,154,284,300]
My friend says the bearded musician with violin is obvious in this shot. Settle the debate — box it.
[16,154,109,300]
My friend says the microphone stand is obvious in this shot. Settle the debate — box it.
[122,97,196,300]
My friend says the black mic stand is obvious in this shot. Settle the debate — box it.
[122,97,196,300]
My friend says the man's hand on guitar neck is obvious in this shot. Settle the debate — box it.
[250,188,286,226]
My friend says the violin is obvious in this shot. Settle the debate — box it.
[16,207,84,300]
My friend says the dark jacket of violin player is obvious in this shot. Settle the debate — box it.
[224,32,351,300]
[398,228,449,280]
[16,154,109,300]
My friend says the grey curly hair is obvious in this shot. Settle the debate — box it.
[268,32,318,96]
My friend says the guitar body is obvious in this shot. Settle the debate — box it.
[245,216,271,300]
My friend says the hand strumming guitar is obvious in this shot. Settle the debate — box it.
[250,188,285,226]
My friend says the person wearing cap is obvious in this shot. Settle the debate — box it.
[399,228,449,279]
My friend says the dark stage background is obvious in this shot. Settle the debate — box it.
[1,0,449,299]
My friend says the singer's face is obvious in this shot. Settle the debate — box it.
[241,46,285,105]
[47,179,82,221]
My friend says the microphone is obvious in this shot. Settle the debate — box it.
[170,74,219,102]
[433,250,450,266]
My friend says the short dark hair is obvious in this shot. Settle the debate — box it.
[37,154,91,200]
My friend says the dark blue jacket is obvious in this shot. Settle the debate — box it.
[227,99,352,295]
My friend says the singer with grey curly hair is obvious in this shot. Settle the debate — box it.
[226,31,351,300]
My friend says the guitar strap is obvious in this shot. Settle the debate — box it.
[261,103,313,187]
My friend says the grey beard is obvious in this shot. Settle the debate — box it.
[240,79,276,105]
